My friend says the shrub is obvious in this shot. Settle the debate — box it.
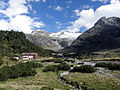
[58,63,70,71]
[43,63,70,72]
[40,86,54,90]
[71,65,96,73]
[20,69,37,77]
[0,60,3,66]
[95,63,111,67]
[95,63,120,70]
[60,77,80,89]
[0,62,42,81]
[43,65,58,72]
[0,88,5,90]
[64,59,75,63]
[108,63,120,70]
[23,62,43,68]
[41,59,64,63]
[9,57,18,61]
[0,70,9,81]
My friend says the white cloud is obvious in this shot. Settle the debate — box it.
[33,21,45,28]
[0,1,8,9]
[110,0,120,3]
[91,0,109,3]
[55,6,63,11]
[48,5,52,9]
[4,0,28,17]
[10,15,44,33]
[66,0,72,4]
[10,15,33,33]
[82,5,93,9]
[56,22,62,30]
[0,0,45,34]
[46,14,55,19]
[28,0,46,2]
[42,0,46,3]
[27,0,40,2]
[63,0,120,33]
[66,6,70,8]
[0,19,9,30]
[53,0,120,39]
[73,9,81,16]
[56,22,60,24]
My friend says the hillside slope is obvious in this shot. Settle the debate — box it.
[0,30,52,57]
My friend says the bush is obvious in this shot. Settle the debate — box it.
[95,63,120,70]
[0,70,9,81]
[43,63,70,72]
[40,86,54,90]
[108,63,120,70]
[95,63,111,67]
[0,88,5,90]
[41,59,64,63]
[64,59,75,63]
[9,57,18,61]
[22,62,43,69]
[0,62,42,81]
[0,59,3,66]
[60,77,80,89]
[43,65,58,72]
[71,65,96,73]
[58,63,70,71]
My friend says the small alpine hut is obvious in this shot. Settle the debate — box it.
[21,53,38,60]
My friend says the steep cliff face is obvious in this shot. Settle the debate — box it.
[26,30,74,51]
[64,17,120,53]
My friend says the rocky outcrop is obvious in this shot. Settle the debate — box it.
[26,30,74,51]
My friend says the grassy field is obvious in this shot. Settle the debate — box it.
[0,61,72,90]
[76,57,120,62]
[0,57,120,90]
[63,72,120,90]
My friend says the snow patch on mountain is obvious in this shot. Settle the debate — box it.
[49,30,82,39]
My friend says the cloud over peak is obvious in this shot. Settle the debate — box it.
[63,0,120,34]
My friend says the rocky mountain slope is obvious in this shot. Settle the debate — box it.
[63,17,120,53]
[26,30,76,51]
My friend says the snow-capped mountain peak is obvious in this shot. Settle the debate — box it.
[49,30,82,39]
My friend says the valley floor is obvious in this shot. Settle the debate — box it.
[0,57,120,90]
[0,65,71,90]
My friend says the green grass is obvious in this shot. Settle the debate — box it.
[0,63,72,90]
[63,72,120,90]
[77,57,120,62]
[1,57,120,90]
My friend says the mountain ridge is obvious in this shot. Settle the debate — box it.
[26,30,76,51]
[62,17,120,54]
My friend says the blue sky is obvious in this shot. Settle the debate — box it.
[0,0,120,34]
